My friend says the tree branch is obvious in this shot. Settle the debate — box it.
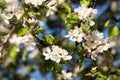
[0,11,25,57]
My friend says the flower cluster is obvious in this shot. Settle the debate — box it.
[57,70,73,80]
[74,5,97,26]
[65,27,110,60]
[42,45,72,63]
[46,0,65,16]
[0,9,13,27]
[25,0,46,7]
[9,34,35,51]
[83,30,110,60]
[5,0,18,12]
[24,0,65,16]
[65,27,85,42]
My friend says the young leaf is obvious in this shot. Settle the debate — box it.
[96,72,107,79]
[83,24,90,32]
[17,27,30,37]
[42,35,54,45]
[66,13,79,27]
[104,20,110,28]
[108,26,119,39]
[80,0,90,7]
[33,26,45,35]
[9,46,17,58]
[61,3,71,14]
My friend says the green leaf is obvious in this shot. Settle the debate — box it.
[97,77,107,80]
[66,13,79,27]
[108,26,119,39]
[42,35,54,45]
[104,20,110,28]
[83,24,90,32]
[9,46,17,58]
[96,72,107,79]
[79,56,84,70]
[61,3,71,14]
[26,66,36,73]
[85,73,92,76]
[33,26,45,34]
[80,0,90,7]
[105,51,113,59]
[22,50,27,61]
[17,27,30,37]
[46,61,54,71]
[0,0,6,9]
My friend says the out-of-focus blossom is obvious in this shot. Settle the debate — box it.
[74,5,97,26]
[5,0,18,11]
[57,70,73,80]
[28,48,39,59]
[42,45,72,63]
[62,70,73,80]
[46,0,65,16]
[9,34,21,45]
[65,27,85,42]
[25,0,46,7]
[14,9,24,20]
[83,30,110,60]
[46,1,57,16]
[9,34,35,51]
[28,18,38,25]
[0,9,14,27]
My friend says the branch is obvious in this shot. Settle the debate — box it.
[54,38,67,45]
[0,11,25,57]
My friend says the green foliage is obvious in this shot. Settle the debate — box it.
[0,0,6,9]
[85,68,107,80]
[104,20,110,28]
[96,72,107,79]
[22,50,27,61]
[46,61,54,71]
[17,27,30,37]
[65,13,79,27]
[33,26,45,35]
[58,3,71,20]
[9,46,18,58]
[26,66,36,73]
[42,35,54,45]
[83,24,90,32]
[61,3,71,14]
[108,26,119,39]
[80,0,90,7]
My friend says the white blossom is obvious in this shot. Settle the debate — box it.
[5,0,18,12]
[84,30,104,49]
[46,1,57,16]
[9,34,22,45]
[46,0,65,16]
[28,18,38,25]
[57,70,73,80]
[74,5,97,26]
[42,45,72,63]
[25,0,46,7]
[0,9,14,27]
[65,27,85,42]
[83,30,110,60]
[9,34,35,51]
[62,70,73,80]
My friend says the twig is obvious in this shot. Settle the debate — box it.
[0,11,25,55]
[31,32,49,46]
[54,38,67,44]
